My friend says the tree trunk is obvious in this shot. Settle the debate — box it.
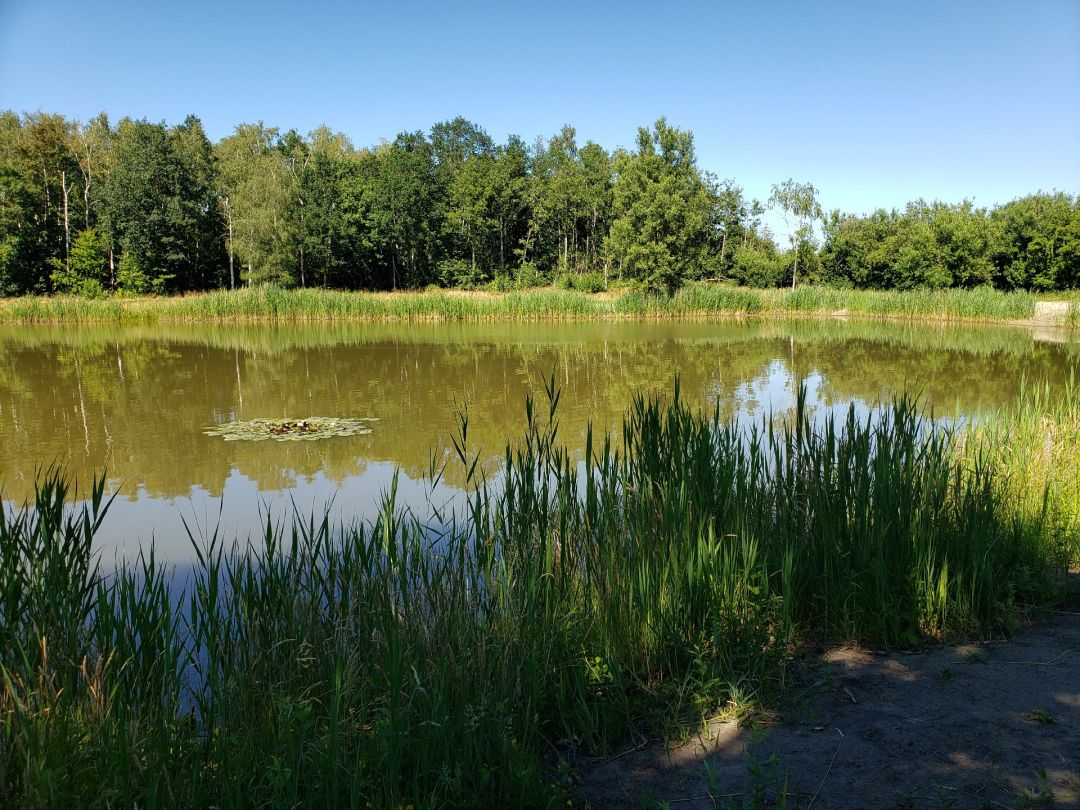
[521,225,533,263]
[61,170,71,267]
[225,198,235,289]
[81,152,92,230]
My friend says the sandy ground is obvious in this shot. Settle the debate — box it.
[582,613,1080,808]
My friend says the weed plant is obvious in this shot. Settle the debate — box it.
[0,379,1076,807]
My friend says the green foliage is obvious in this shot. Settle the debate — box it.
[731,244,786,288]
[437,257,483,289]
[512,261,546,289]
[115,251,152,295]
[553,270,606,292]
[607,118,715,293]
[0,381,1074,806]
[991,192,1080,290]
[216,123,299,287]
[0,112,84,294]
[769,178,822,289]
[50,228,108,296]
[573,270,606,293]
[0,284,1048,325]
[523,126,613,276]
[103,116,224,293]
[820,195,1080,291]
[3,109,1079,299]
[359,131,445,289]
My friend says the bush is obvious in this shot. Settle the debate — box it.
[487,272,514,292]
[554,271,607,293]
[512,262,546,289]
[437,258,487,289]
[50,228,109,296]
[573,271,607,293]
[731,245,785,288]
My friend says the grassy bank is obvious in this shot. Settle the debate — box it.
[0,284,1057,325]
[4,314,1074,358]
[1,381,1077,808]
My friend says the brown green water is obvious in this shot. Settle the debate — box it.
[1,319,1076,560]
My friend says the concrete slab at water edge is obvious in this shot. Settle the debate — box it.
[1033,301,1073,325]
[580,614,1080,809]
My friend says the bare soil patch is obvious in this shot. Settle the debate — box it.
[582,614,1080,808]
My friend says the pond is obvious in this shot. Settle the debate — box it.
[1,318,1076,560]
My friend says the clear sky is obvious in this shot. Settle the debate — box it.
[1,0,1077,228]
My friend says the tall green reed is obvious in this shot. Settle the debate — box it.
[0,284,1048,325]
[0,380,1073,807]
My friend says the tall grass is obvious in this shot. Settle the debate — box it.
[0,284,1050,325]
[1068,302,1080,327]
[1,381,1075,807]
[4,314,1065,358]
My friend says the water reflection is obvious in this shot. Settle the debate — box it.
[1,319,1075,559]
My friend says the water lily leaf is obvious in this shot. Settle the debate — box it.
[204,416,378,442]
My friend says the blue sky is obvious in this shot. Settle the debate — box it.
[1,0,1077,231]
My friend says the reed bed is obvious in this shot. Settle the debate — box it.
[0,284,1048,325]
[1,381,1076,808]
[5,314,1066,358]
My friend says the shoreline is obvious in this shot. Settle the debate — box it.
[1,285,1077,328]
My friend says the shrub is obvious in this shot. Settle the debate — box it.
[512,262,546,289]
[731,245,785,288]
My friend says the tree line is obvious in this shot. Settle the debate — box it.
[1,110,1077,296]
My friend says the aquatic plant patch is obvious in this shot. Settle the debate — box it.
[204,416,377,441]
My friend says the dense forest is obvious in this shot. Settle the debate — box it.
[1,111,1078,296]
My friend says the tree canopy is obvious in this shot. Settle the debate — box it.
[1,110,1077,296]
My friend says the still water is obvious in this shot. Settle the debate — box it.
[1,319,1075,560]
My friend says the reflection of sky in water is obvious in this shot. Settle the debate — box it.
[88,463,442,564]
[1,319,1075,562]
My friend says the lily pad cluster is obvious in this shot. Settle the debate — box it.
[204,417,378,442]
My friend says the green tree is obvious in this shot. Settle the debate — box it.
[51,226,108,295]
[0,112,85,293]
[294,127,367,289]
[216,123,297,286]
[360,132,443,289]
[991,192,1078,290]
[523,125,611,275]
[768,179,822,289]
[490,136,531,273]
[103,116,224,293]
[606,118,713,293]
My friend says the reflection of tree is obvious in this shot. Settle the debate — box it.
[0,320,1075,502]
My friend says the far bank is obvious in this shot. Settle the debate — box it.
[1,284,1078,328]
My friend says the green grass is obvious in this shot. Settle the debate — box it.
[0,283,1052,325]
[1,379,1076,807]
